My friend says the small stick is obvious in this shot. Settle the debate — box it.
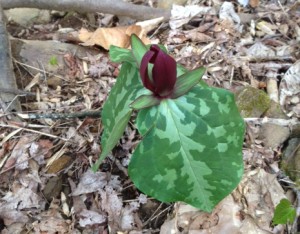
[0,123,69,141]
[17,109,102,119]
[0,87,35,96]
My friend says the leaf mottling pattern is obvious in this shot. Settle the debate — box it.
[97,62,145,165]
[129,85,244,211]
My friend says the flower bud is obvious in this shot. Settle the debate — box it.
[140,45,177,98]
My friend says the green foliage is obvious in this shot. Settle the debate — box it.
[130,94,160,110]
[92,62,146,171]
[130,34,148,66]
[273,199,296,225]
[109,46,136,64]
[171,67,206,98]
[49,56,58,66]
[95,35,245,211]
[130,86,244,211]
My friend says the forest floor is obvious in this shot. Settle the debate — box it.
[0,0,300,233]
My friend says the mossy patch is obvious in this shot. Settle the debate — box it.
[235,86,271,118]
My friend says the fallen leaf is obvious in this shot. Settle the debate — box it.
[184,29,213,42]
[79,25,150,50]
[170,5,214,30]
[33,217,70,233]
[247,42,275,57]
[160,168,286,233]
[256,21,277,35]
[5,136,35,170]
[72,169,108,195]
[78,209,106,227]
[1,186,42,210]
[46,155,72,174]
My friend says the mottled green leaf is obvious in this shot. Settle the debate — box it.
[129,85,245,211]
[273,199,296,225]
[130,34,148,66]
[109,45,136,64]
[92,62,144,171]
[172,67,206,99]
[130,94,160,110]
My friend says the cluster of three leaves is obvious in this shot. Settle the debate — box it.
[93,35,245,212]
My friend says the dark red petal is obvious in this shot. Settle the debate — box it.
[140,50,156,92]
[151,46,177,96]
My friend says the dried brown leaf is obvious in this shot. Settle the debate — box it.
[72,169,107,196]
[78,209,106,227]
[78,25,150,50]
[5,136,35,170]
[184,30,213,42]
[33,216,70,234]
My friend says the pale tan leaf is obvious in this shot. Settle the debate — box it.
[78,25,150,50]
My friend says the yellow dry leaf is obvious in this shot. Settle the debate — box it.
[256,21,277,35]
[78,25,150,50]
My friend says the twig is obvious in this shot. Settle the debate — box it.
[13,58,65,80]
[17,109,102,119]
[0,87,35,96]
[0,123,69,141]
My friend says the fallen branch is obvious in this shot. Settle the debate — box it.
[0,0,170,21]
[0,3,21,111]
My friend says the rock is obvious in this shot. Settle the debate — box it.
[258,123,290,148]
[236,86,271,118]
[5,8,51,27]
[10,38,98,76]
[281,138,300,185]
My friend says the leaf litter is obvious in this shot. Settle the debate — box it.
[0,0,300,233]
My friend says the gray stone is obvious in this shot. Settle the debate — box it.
[259,123,290,148]
[10,38,98,76]
[281,138,300,184]
[5,8,51,27]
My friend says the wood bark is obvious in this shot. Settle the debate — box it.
[0,4,21,111]
[0,0,171,21]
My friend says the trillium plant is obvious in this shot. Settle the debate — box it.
[93,35,245,212]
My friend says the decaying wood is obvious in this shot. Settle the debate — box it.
[0,0,170,21]
[0,4,21,111]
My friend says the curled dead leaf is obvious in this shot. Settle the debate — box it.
[79,25,150,50]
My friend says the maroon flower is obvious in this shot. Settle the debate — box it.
[140,45,177,98]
